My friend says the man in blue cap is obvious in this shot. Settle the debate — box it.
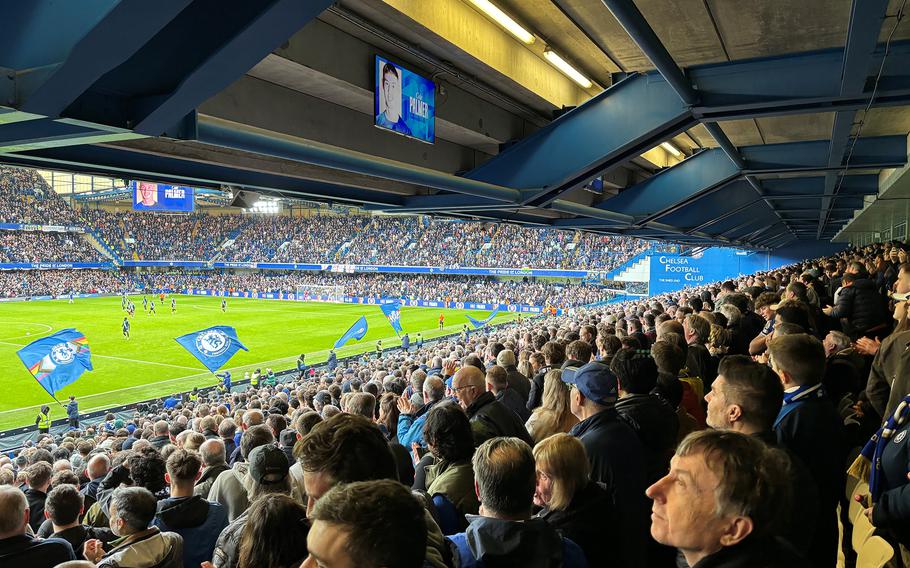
[564,360,648,568]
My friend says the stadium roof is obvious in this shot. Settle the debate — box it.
[0,1,909,250]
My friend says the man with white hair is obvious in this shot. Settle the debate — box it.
[0,485,75,564]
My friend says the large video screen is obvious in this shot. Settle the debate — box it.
[374,55,435,144]
[132,181,195,212]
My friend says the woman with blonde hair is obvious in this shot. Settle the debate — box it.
[525,369,579,444]
[533,433,616,568]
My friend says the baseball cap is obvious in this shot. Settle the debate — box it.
[561,362,618,405]
[248,444,290,485]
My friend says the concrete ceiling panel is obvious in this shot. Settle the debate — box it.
[552,0,651,70]
[686,124,719,148]
[636,0,728,67]
[854,106,910,137]
[707,0,851,61]
[718,119,764,146]
[756,112,835,144]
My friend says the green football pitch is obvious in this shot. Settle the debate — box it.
[0,295,517,431]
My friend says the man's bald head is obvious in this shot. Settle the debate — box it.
[0,485,27,537]
[87,454,111,481]
[452,366,485,410]
[154,420,168,436]
[199,439,226,467]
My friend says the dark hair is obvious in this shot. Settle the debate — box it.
[45,484,84,525]
[297,414,396,484]
[110,486,157,532]
[566,340,592,363]
[473,437,535,517]
[423,402,474,463]
[166,448,202,482]
[310,480,426,568]
[26,461,52,488]
[126,447,167,494]
[541,341,566,366]
[717,355,783,430]
[237,494,308,568]
[651,340,686,375]
[610,348,658,394]
[241,424,275,460]
[381,62,399,80]
[768,333,826,386]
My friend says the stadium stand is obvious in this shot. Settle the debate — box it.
[2,241,908,568]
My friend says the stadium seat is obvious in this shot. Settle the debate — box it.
[857,536,895,568]
[852,510,876,553]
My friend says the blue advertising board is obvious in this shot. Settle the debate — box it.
[375,55,435,144]
[132,181,195,212]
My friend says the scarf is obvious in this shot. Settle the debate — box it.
[774,383,826,428]
[850,395,910,501]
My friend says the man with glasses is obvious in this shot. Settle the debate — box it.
[451,366,533,447]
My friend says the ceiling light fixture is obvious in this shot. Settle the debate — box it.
[660,141,682,157]
[543,49,592,89]
[468,0,535,44]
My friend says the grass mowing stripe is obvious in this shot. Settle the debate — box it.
[0,295,517,429]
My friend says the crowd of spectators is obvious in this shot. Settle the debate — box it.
[3,240,910,567]
[0,167,80,226]
[0,270,128,298]
[0,231,106,263]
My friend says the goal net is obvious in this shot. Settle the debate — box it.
[295,284,345,303]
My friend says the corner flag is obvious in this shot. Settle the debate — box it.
[334,315,369,349]
[467,307,501,329]
[175,325,248,373]
[17,329,93,397]
[380,301,404,337]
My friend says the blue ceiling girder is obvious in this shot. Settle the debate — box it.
[759,175,879,196]
[463,72,694,199]
[595,148,739,221]
[689,42,910,121]
[19,0,194,119]
[817,0,889,238]
[740,136,906,174]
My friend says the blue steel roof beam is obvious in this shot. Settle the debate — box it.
[818,0,890,239]
[0,144,405,208]
[760,174,880,197]
[690,42,910,121]
[0,118,140,153]
[462,72,694,204]
[595,148,739,223]
[19,0,193,118]
[363,193,505,213]
[132,0,334,136]
[195,119,520,204]
[719,217,771,240]
[739,136,907,174]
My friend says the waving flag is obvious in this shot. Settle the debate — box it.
[176,325,248,373]
[467,307,501,329]
[334,315,369,349]
[17,329,93,397]
[380,301,404,337]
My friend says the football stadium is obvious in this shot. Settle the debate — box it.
[0,2,909,567]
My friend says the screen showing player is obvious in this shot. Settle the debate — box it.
[374,56,435,144]
[132,181,195,212]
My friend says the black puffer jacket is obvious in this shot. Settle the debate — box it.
[828,278,889,338]
[615,393,679,484]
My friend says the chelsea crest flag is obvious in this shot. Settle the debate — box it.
[467,307,500,329]
[334,315,369,350]
[176,326,248,373]
[380,301,404,337]
[17,329,93,397]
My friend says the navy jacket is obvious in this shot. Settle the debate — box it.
[0,535,75,566]
[570,409,648,568]
[153,495,228,568]
[872,417,910,547]
[66,401,78,419]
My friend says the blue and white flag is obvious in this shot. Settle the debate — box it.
[175,326,248,373]
[380,301,404,337]
[467,307,500,329]
[17,329,93,397]
[334,315,368,350]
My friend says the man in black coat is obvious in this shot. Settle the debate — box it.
[527,341,565,410]
[452,366,533,447]
[769,334,846,568]
[566,361,648,568]
[485,366,530,423]
[23,462,52,532]
[824,271,889,339]
[495,349,531,403]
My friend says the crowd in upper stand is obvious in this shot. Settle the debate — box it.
[3,241,910,568]
[0,231,107,263]
[0,166,654,270]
